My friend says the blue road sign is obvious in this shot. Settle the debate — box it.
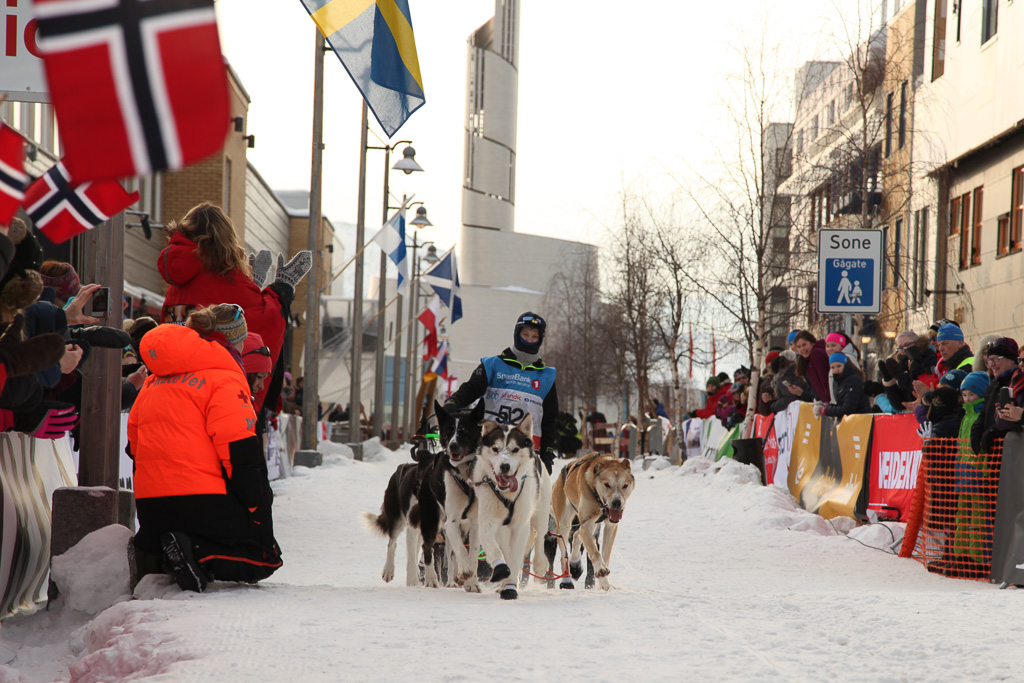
[817,229,883,314]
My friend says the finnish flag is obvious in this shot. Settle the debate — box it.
[371,212,408,297]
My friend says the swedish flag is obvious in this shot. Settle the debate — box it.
[299,0,425,137]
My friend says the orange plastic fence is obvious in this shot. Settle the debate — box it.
[900,437,1002,581]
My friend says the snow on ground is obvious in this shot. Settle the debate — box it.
[0,446,1021,682]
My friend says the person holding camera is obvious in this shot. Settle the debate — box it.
[971,338,1020,455]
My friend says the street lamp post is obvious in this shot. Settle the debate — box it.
[403,214,437,440]
[371,144,422,443]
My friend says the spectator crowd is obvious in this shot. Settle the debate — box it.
[689,320,1022,458]
[1,202,312,593]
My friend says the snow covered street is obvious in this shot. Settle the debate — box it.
[2,446,1022,682]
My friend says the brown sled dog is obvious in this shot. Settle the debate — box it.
[551,452,635,590]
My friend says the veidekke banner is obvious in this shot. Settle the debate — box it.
[867,414,923,522]
[700,418,728,461]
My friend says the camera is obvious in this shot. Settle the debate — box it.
[88,287,110,316]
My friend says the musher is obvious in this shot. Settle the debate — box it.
[443,312,559,473]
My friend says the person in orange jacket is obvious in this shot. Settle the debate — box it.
[128,304,281,592]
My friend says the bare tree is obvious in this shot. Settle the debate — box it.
[603,193,662,420]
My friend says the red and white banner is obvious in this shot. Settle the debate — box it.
[754,414,779,484]
[867,413,922,522]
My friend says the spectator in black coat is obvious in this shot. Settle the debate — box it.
[971,338,1019,454]
[818,353,870,419]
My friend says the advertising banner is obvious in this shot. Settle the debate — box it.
[991,433,1024,585]
[682,419,703,460]
[700,418,727,461]
[867,413,923,521]
[772,402,799,487]
[814,413,873,519]
[717,425,741,461]
[788,403,821,501]
[754,415,778,484]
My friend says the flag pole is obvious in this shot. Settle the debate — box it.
[300,28,326,454]
[349,101,369,448]
[371,160,393,441]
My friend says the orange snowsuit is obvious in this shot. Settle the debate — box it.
[128,324,281,582]
[129,323,256,499]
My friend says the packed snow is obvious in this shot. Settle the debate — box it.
[0,445,1020,682]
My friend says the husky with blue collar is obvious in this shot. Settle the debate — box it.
[471,415,553,600]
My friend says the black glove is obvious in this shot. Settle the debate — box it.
[70,325,131,349]
[863,380,885,397]
[227,435,271,509]
[267,281,294,318]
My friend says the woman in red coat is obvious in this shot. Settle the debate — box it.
[157,202,310,410]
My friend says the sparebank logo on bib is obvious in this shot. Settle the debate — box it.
[496,370,531,387]
[817,229,882,314]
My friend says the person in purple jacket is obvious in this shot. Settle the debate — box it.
[785,330,830,404]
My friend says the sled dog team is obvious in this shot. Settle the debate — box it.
[363,402,636,600]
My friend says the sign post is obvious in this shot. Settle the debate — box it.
[817,229,883,316]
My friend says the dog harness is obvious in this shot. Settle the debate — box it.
[561,453,610,524]
[446,462,476,520]
[478,455,541,526]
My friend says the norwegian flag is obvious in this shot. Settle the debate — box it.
[25,162,139,244]
[0,124,28,225]
[34,0,230,182]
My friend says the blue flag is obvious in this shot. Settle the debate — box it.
[299,0,425,137]
[422,249,462,324]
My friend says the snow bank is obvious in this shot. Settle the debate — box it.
[50,526,133,617]
[670,457,847,536]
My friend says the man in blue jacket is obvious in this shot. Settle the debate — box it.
[444,312,559,473]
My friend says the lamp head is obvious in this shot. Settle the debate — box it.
[424,245,439,263]
[410,205,432,227]
[393,146,423,174]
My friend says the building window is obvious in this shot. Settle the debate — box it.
[955,0,962,43]
[807,284,820,325]
[810,115,819,141]
[950,195,961,235]
[884,92,893,158]
[972,186,983,265]
[828,100,835,127]
[894,217,903,287]
[809,183,832,233]
[913,208,929,305]
[845,83,854,110]
[796,129,804,156]
[958,190,973,269]
[1010,165,1024,253]
[898,81,907,150]
[932,0,946,80]
[998,213,1010,256]
[982,0,998,44]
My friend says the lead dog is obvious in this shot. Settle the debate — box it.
[551,452,635,590]
[427,400,485,588]
[471,416,552,600]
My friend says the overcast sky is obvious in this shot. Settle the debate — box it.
[215,1,874,256]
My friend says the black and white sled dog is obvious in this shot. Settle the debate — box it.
[421,400,485,588]
[470,415,553,600]
[361,432,435,586]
